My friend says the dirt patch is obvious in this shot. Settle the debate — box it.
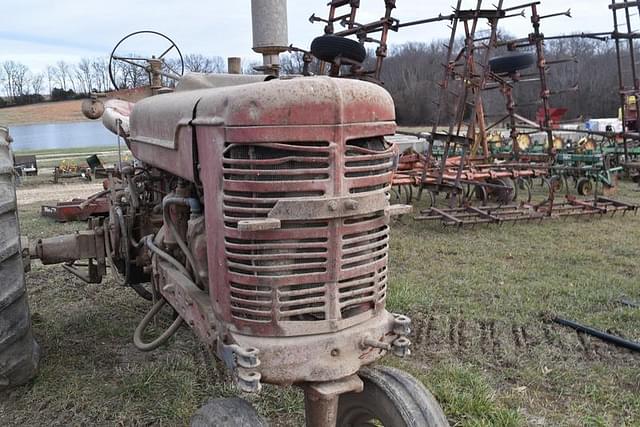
[0,100,86,126]
[16,182,103,205]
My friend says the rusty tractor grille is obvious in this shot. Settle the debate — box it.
[221,138,393,334]
[339,212,389,318]
[223,142,331,325]
[345,137,395,194]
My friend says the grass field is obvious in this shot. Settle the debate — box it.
[1,181,639,426]
[0,100,86,125]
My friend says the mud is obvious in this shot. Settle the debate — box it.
[411,314,640,364]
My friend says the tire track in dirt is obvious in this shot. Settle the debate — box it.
[410,315,640,364]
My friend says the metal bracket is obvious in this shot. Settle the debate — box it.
[268,192,388,221]
[238,218,281,232]
[304,374,364,400]
[385,204,412,216]
[392,313,411,335]
[218,342,262,393]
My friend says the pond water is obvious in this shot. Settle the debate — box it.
[9,121,117,152]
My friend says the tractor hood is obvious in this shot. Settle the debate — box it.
[129,76,395,149]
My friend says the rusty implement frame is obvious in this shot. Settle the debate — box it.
[415,195,637,227]
[420,0,509,208]
[310,0,399,82]
[610,0,640,161]
[41,191,110,222]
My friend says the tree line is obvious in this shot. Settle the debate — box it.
[0,38,624,125]
[0,54,229,106]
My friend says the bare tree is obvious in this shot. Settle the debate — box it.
[46,65,55,95]
[12,63,29,96]
[280,52,306,75]
[74,58,93,94]
[1,61,29,100]
[0,65,7,99]
[183,54,225,73]
[91,57,109,92]
[30,73,44,95]
[54,60,71,90]
[1,61,17,100]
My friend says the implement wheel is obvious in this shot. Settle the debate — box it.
[577,177,594,196]
[487,178,515,204]
[473,185,488,206]
[489,53,535,75]
[516,177,532,203]
[337,366,449,427]
[0,127,40,391]
[191,397,268,427]
[548,175,564,193]
[311,35,367,64]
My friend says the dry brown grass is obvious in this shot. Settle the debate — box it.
[0,100,86,126]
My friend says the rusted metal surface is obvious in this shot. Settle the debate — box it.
[610,0,640,160]
[303,375,362,427]
[32,75,417,403]
[41,192,110,222]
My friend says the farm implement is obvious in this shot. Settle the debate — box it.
[415,195,637,227]
[40,189,110,222]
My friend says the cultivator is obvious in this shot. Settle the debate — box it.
[382,1,640,221]
[416,195,637,227]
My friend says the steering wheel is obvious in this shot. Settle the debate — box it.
[108,30,185,90]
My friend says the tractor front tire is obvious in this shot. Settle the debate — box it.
[337,366,449,427]
[190,397,268,427]
[0,127,40,391]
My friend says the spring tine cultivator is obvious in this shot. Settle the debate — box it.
[415,196,637,228]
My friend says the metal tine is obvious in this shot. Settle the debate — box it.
[539,9,572,20]
[545,57,578,66]
[504,10,526,19]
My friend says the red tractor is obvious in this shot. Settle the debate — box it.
[0,4,448,426]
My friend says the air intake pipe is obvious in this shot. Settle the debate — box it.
[251,0,288,75]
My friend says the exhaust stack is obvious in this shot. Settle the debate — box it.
[251,0,288,75]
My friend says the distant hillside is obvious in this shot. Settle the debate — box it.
[0,100,87,126]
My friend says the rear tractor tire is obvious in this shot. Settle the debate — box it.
[0,126,40,391]
[337,366,449,427]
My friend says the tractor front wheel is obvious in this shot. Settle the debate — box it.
[337,365,449,427]
[190,397,268,427]
[0,127,40,391]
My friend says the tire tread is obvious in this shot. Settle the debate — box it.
[0,130,40,390]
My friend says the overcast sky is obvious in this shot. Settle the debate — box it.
[0,0,615,73]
